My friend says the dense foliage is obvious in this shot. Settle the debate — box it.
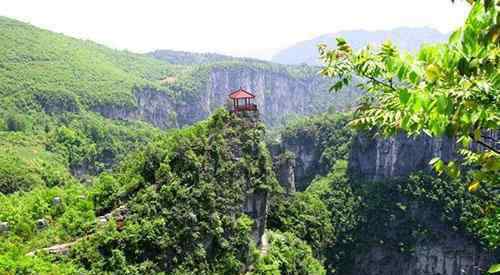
[69,110,280,274]
[319,1,499,190]
[318,1,499,271]
[0,183,95,274]
[273,112,353,187]
[251,231,326,275]
[1,2,498,273]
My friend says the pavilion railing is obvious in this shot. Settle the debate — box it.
[231,104,257,112]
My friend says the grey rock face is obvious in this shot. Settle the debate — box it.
[352,206,494,275]
[349,132,457,181]
[281,134,321,190]
[0,221,9,233]
[348,132,496,275]
[92,87,177,129]
[269,147,297,194]
[36,218,48,230]
[270,132,326,191]
[277,156,296,195]
[353,241,492,275]
[52,196,61,206]
[242,190,269,244]
[93,67,359,129]
[203,67,344,127]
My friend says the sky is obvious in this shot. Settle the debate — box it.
[1,0,471,60]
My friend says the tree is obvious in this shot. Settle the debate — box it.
[319,0,499,190]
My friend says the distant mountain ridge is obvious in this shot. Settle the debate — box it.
[272,27,449,65]
[148,49,267,65]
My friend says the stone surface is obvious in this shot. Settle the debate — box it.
[93,67,359,129]
[92,87,177,129]
[270,131,327,191]
[352,217,494,275]
[36,218,48,230]
[271,151,296,194]
[242,190,269,244]
[349,132,457,181]
[348,132,497,275]
[0,221,9,233]
[52,196,61,206]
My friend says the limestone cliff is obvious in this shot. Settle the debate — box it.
[92,87,178,129]
[352,201,494,275]
[349,132,457,181]
[347,132,496,275]
[92,64,359,130]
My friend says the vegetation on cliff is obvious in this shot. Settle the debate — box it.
[319,0,499,271]
[1,1,498,273]
[319,0,499,190]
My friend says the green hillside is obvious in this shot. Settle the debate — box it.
[0,17,171,180]
[0,16,175,110]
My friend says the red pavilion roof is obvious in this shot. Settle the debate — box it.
[229,88,256,99]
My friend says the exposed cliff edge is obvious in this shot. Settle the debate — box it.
[270,113,352,192]
[90,66,359,130]
[270,115,497,274]
[353,230,493,275]
[91,87,178,129]
[347,132,496,275]
[349,132,457,181]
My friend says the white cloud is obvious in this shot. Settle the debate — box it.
[0,0,470,59]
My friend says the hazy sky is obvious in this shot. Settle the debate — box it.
[1,0,470,60]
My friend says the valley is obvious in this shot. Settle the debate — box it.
[0,1,498,274]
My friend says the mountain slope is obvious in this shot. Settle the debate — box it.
[272,27,449,65]
[0,16,174,109]
[1,16,359,131]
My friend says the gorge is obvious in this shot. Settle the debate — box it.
[0,9,498,275]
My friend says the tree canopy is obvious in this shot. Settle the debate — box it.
[319,0,499,191]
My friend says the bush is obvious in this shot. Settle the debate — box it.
[5,114,27,132]
[251,231,326,275]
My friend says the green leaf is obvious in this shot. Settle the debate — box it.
[436,96,450,114]
[425,64,440,82]
[399,89,411,105]
[488,263,500,273]
[429,157,441,166]
[449,28,463,44]
[468,181,480,192]
[408,71,419,84]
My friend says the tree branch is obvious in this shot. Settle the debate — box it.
[481,134,498,143]
[365,75,397,91]
[470,134,500,154]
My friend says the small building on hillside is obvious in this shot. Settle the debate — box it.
[228,88,258,112]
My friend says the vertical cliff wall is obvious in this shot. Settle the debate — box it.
[347,132,496,275]
[174,66,350,127]
[351,200,495,275]
[349,132,457,181]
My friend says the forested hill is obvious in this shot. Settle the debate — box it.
[0,16,359,131]
[148,49,264,65]
[272,27,448,65]
[0,16,173,109]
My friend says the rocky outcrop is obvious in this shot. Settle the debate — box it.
[271,150,296,195]
[280,132,323,190]
[231,111,272,245]
[348,132,497,275]
[92,87,177,129]
[352,201,494,275]
[243,190,269,244]
[94,65,359,129]
[349,132,457,181]
[204,67,357,127]
[353,240,492,275]
[270,130,328,191]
